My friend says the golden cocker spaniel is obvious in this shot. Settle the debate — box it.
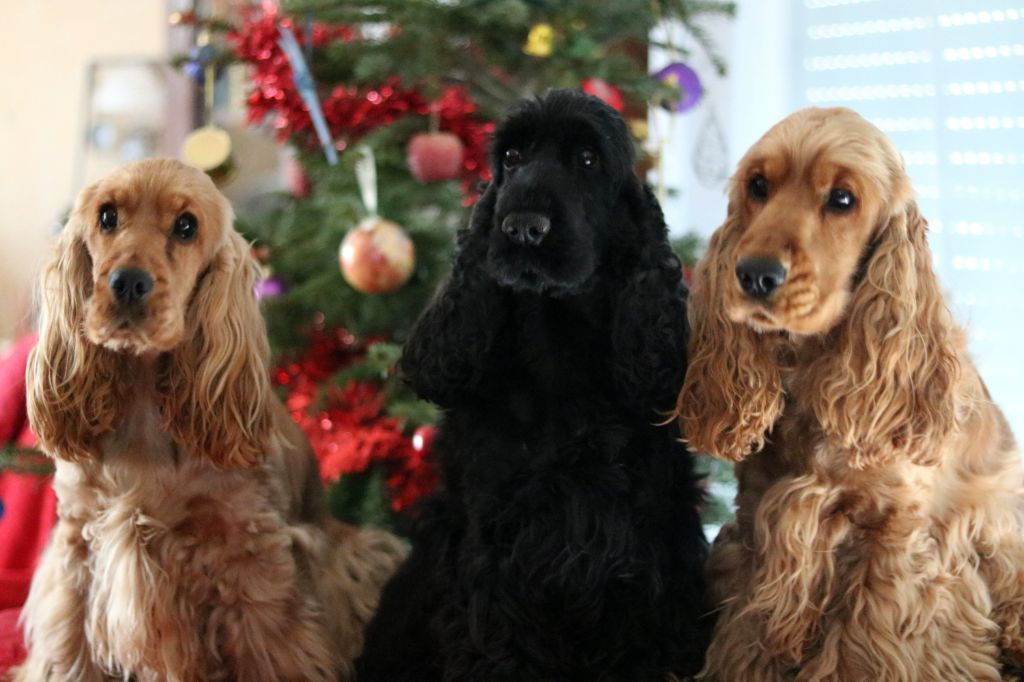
[677,108,1024,680]
[14,159,406,681]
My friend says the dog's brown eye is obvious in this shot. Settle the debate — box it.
[504,148,523,168]
[578,148,599,170]
[748,175,769,201]
[99,203,118,233]
[173,212,198,241]
[827,188,856,213]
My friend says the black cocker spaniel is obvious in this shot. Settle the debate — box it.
[356,89,711,681]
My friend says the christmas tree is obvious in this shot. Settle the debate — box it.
[170,0,735,531]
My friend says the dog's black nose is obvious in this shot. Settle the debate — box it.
[736,258,787,299]
[501,212,551,246]
[109,268,154,305]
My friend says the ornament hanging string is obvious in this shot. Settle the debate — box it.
[355,145,379,218]
[277,25,338,165]
[180,26,235,184]
[199,24,215,124]
[341,145,416,294]
[204,63,216,121]
[655,12,678,204]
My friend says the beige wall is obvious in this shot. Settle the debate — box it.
[0,2,167,341]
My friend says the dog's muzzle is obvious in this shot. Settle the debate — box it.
[501,212,551,247]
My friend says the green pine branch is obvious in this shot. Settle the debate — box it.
[0,445,53,476]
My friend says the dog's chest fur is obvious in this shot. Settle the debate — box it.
[505,290,611,399]
[722,402,1021,679]
[436,293,695,619]
[456,292,634,473]
[52,394,292,679]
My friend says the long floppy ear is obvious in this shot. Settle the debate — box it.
[674,205,785,461]
[399,182,507,406]
[609,178,689,412]
[160,229,274,468]
[27,208,129,461]
[801,200,959,468]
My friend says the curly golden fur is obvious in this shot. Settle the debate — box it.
[677,108,1024,680]
[14,159,406,681]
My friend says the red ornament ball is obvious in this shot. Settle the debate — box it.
[412,425,437,453]
[339,217,416,294]
[581,78,625,112]
[284,155,311,198]
[407,132,465,183]
[682,264,695,287]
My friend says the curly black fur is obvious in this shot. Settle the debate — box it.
[356,90,711,681]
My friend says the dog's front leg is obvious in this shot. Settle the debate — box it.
[354,535,447,682]
[976,497,1024,671]
[701,472,849,682]
[984,546,1024,673]
[12,521,109,682]
[698,522,795,682]
[442,604,555,682]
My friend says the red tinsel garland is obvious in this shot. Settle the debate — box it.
[228,4,355,142]
[430,86,495,200]
[304,381,413,484]
[228,5,494,196]
[386,437,438,512]
[321,79,427,147]
[273,329,437,512]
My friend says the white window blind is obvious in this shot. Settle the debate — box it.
[796,0,1024,440]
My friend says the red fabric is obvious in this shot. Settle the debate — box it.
[0,608,25,672]
[0,473,55,609]
[0,334,49,672]
[0,334,36,447]
[0,333,57,608]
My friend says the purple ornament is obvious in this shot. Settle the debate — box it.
[255,276,287,300]
[183,60,205,83]
[653,62,703,113]
[184,44,217,84]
